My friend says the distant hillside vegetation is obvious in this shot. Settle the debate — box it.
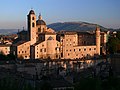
[48,22,108,32]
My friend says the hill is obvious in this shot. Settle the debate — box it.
[48,22,108,32]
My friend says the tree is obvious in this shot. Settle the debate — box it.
[0,51,7,60]
[7,54,16,61]
[107,35,120,54]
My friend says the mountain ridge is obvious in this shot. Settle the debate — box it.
[0,21,119,35]
[47,21,108,32]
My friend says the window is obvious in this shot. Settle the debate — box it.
[79,49,81,51]
[44,48,46,52]
[84,49,86,51]
[56,55,58,58]
[94,48,96,50]
[74,49,75,52]
[55,48,57,51]
[32,22,35,27]
[42,44,44,47]
[40,49,42,52]
[32,17,34,20]
[68,53,69,56]
[38,28,40,32]
[89,48,91,51]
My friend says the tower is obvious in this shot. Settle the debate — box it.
[36,13,47,33]
[96,25,100,55]
[27,10,37,45]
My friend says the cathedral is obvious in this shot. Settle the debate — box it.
[11,10,101,60]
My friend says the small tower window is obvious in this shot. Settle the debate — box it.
[32,17,34,20]
[32,22,35,27]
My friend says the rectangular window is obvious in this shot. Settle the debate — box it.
[40,49,42,52]
[89,48,91,51]
[42,44,44,47]
[44,48,46,52]
[32,22,35,27]
[68,53,69,56]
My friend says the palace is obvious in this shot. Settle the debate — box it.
[11,10,103,60]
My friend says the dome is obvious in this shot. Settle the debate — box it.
[36,20,46,25]
[29,10,35,15]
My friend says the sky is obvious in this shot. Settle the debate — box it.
[0,0,120,29]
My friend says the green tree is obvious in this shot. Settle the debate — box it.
[0,51,7,60]
[7,54,16,61]
[107,36,120,54]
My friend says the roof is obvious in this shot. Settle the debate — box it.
[32,40,44,46]
[12,41,28,46]
[47,36,54,40]
[0,44,11,47]
[38,32,56,35]
[29,10,35,15]
[36,20,46,25]
[77,31,94,35]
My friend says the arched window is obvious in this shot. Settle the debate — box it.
[32,22,35,27]
[32,17,34,20]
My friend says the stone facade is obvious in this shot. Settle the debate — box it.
[59,30,100,59]
[11,10,60,59]
[0,44,11,55]
[11,9,101,60]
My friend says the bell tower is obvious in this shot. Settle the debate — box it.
[96,25,100,55]
[27,9,37,45]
